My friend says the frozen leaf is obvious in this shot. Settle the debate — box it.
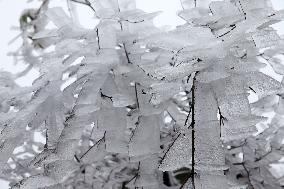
[149,82,182,105]
[209,1,239,17]
[0,137,19,163]
[118,9,161,23]
[46,160,79,183]
[97,20,118,49]
[268,57,284,75]
[97,107,127,131]
[246,72,284,98]
[134,155,159,188]
[166,101,189,126]
[196,70,230,83]
[252,28,280,48]
[81,140,107,163]
[118,0,136,11]
[105,129,128,153]
[195,121,227,171]
[135,84,167,116]
[159,132,192,171]
[13,175,56,189]
[238,0,273,15]
[56,139,79,160]
[195,82,218,121]
[199,171,229,189]
[221,122,257,142]
[218,94,251,119]
[129,115,160,156]
[32,29,58,39]
[112,93,135,107]
[45,7,71,27]
[180,0,212,9]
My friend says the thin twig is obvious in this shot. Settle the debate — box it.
[96,28,101,50]
[79,131,106,159]
[134,83,140,109]
[179,0,185,10]
[159,133,182,165]
[70,0,98,18]
[191,73,197,189]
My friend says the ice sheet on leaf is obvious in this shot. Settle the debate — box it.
[56,139,79,160]
[135,84,167,116]
[238,0,273,13]
[59,120,86,141]
[97,20,118,49]
[209,1,239,17]
[33,29,58,39]
[134,154,159,188]
[251,95,278,114]
[28,149,55,168]
[218,94,251,119]
[271,128,284,149]
[252,28,280,48]
[211,76,246,98]
[55,39,84,55]
[255,151,283,167]
[196,70,230,83]
[268,57,284,75]
[129,115,160,156]
[118,9,161,23]
[46,160,78,183]
[199,171,229,189]
[194,82,218,122]
[181,175,202,189]
[221,115,263,142]
[149,82,182,105]
[97,107,127,131]
[81,140,107,163]
[180,0,212,9]
[112,75,136,107]
[43,97,66,148]
[245,72,284,98]
[117,0,136,11]
[13,175,56,189]
[105,129,128,153]
[195,121,227,171]
[78,49,119,75]
[145,27,218,51]
[139,60,207,81]
[112,94,135,107]
[166,101,189,126]
[100,75,118,97]
[227,60,266,73]
[45,7,71,28]
[275,97,284,115]
[76,76,107,106]
[0,137,19,163]
[90,0,118,18]
[159,132,192,171]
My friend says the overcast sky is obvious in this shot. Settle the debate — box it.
[0,0,284,188]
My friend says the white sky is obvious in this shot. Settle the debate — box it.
[0,0,284,188]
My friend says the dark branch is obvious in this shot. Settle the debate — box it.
[191,73,197,189]
[96,28,101,50]
[79,131,106,159]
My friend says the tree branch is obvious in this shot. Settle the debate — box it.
[191,73,197,189]
[79,131,106,159]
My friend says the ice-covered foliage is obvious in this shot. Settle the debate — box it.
[1,0,284,188]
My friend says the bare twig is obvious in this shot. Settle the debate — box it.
[79,131,106,159]
[191,73,197,189]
